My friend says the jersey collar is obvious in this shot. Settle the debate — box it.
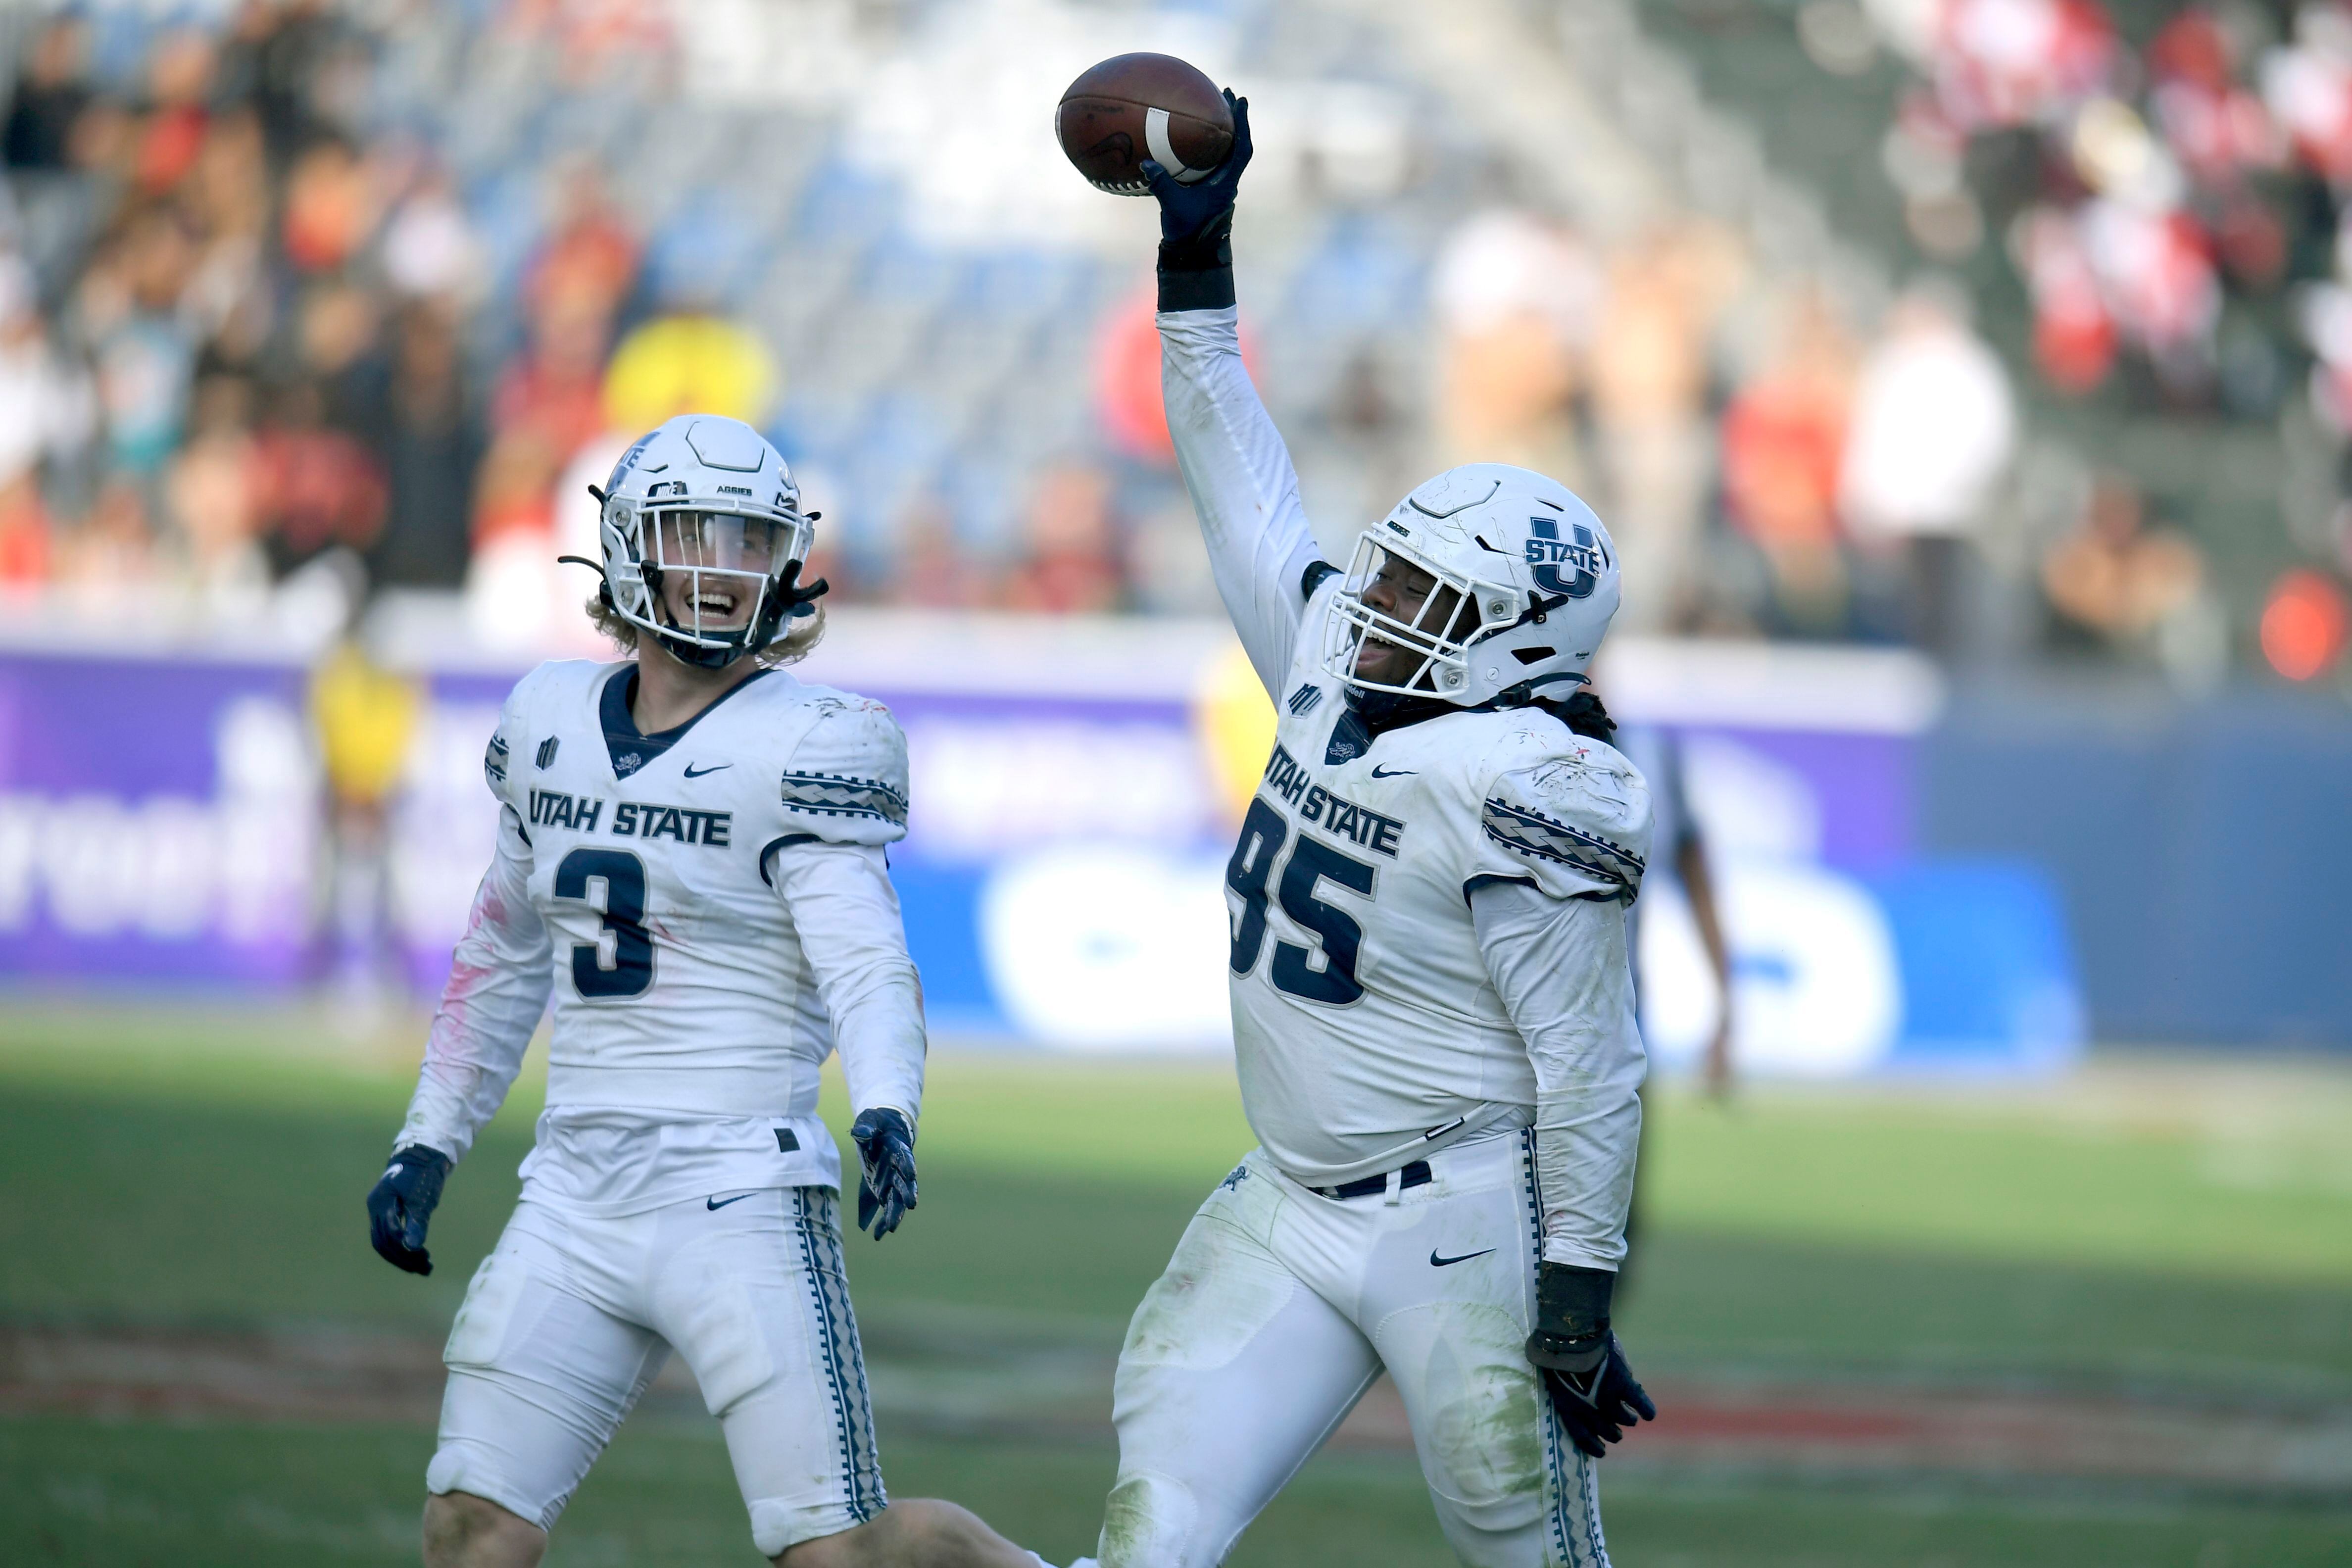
[599,663,771,781]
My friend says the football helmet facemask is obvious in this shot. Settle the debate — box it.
[588,414,825,670]
[1320,463,1621,710]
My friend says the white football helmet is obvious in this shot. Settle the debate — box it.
[590,414,821,669]
[1320,463,1621,708]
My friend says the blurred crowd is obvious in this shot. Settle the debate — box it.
[0,2,1162,640]
[0,1,2014,656]
[1,0,2340,680]
[1801,0,2352,674]
[1846,0,2352,413]
[3,5,464,605]
[1429,208,2040,651]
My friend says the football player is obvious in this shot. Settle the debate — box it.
[366,414,1052,1568]
[1079,101,1656,1568]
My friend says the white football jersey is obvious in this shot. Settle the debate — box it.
[1226,585,1653,1187]
[399,658,920,1212]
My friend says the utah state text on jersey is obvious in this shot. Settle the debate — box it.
[1260,743,1404,858]
[528,787,733,847]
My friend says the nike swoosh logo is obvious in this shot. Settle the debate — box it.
[683,763,731,779]
[1371,765,1416,779]
[1429,1247,1496,1268]
[706,1193,757,1210]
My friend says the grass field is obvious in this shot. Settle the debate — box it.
[6,1001,2351,1566]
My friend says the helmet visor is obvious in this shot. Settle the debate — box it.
[643,509,806,644]
[651,511,796,576]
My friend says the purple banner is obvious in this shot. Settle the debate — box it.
[0,651,316,986]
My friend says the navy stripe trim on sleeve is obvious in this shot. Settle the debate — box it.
[1480,797,1646,895]
[1301,559,1338,601]
[780,771,909,826]
[1461,871,1540,907]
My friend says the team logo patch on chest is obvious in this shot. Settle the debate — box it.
[1323,707,1373,766]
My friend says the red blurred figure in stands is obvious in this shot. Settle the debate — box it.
[1720,292,1856,635]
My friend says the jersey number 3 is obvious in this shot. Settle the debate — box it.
[554,847,654,999]
[1225,798,1374,1005]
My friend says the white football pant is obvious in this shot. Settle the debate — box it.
[428,1186,883,1557]
[1098,1129,1610,1568]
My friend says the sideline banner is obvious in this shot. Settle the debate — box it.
[0,615,2081,1076]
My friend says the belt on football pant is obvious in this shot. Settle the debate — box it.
[1313,1159,1432,1201]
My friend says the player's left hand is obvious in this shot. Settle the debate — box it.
[1532,1329,1654,1459]
[1525,1262,1656,1458]
[366,1144,451,1275]
[849,1107,918,1239]
[1141,89,1253,261]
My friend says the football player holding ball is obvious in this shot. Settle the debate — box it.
[1062,63,1655,1568]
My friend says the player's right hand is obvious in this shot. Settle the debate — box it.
[367,1144,451,1275]
[1141,89,1253,262]
[850,1107,919,1240]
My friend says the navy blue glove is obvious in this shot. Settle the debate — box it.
[1141,89,1253,312]
[849,1108,918,1239]
[1525,1262,1656,1458]
[367,1144,451,1276]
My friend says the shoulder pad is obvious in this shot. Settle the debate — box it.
[484,663,560,797]
[778,691,910,843]
[522,658,611,700]
[1478,735,1651,902]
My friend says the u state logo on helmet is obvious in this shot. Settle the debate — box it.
[1525,516,1603,600]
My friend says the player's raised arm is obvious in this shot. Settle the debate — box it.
[370,698,555,1275]
[1146,95,1327,696]
[1467,738,1656,1456]
[761,697,926,1238]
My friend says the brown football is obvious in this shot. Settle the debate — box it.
[1056,53,1234,197]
